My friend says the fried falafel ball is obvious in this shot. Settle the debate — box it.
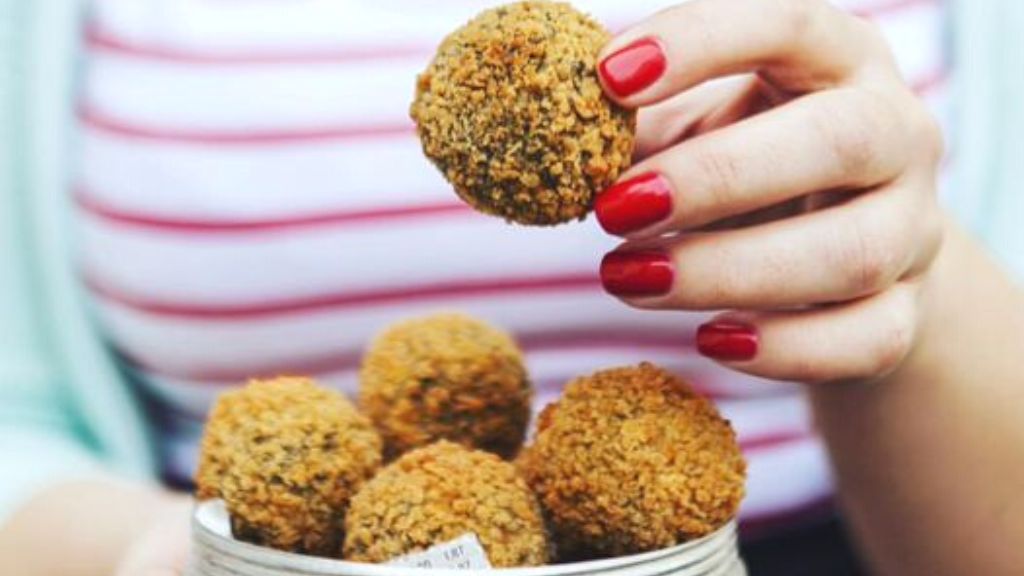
[410,1,636,226]
[343,440,550,566]
[358,312,531,460]
[518,363,746,558]
[195,376,383,556]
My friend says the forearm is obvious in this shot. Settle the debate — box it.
[0,477,185,576]
[811,216,1024,576]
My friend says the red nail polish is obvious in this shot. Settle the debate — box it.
[600,251,674,297]
[595,172,673,235]
[696,321,759,362]
[599,38,667,98]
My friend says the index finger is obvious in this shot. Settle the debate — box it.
[598,0,884,106]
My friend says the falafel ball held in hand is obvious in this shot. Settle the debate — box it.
[411,1,636,225]
[343,440,550,567]
[518,363,745,559]
[358,312,532,460]
[195,377,382,556]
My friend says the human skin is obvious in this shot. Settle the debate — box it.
[1,0,1021,575]
[594,0,1024,574]
[0,477,191,576]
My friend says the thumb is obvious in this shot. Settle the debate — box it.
[115,496,192,576]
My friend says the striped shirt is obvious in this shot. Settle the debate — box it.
[73,0,952,532]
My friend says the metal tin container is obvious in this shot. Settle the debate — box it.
[186,500,746,576]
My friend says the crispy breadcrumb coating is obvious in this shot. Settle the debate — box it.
[518,363,746,558]
[194,377,382,556]
[343,440,550,566]
[411,1,635,226]
[358,312,531,460]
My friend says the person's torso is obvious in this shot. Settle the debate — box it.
[73,0,953,531]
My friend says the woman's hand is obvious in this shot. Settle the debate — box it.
[114,494,192,576]
[0,479,192,576]
[594,0,943,383]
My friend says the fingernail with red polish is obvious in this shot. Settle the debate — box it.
[696,321,759,362]
[599,38,667,98]
[600,250,674,297]
[595,172,673,235]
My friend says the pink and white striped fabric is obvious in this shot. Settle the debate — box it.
[72,0,951,531]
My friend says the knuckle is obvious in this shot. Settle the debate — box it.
[911,105,945,165]
[856,18,893,60]
[853,88,941,176]
[677,248,738,309]
[808,92,882,178]
[689,146,744,206]
[789,357,832,384]
[776,0,821,42]
[674,4,719,66]
[838,217,896,295]
[898,204,943,278]
[847,13,901,77]
[870,307,915,376]
[919,206,945,263]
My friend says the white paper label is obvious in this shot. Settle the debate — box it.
[387,534,492,570]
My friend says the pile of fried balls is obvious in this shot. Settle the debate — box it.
[195,313,746,566]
